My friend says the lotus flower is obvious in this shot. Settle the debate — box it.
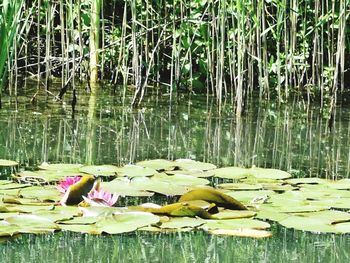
[85,189,119,207]
[56,176,82,193]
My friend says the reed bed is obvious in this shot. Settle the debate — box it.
[0,0,349,111]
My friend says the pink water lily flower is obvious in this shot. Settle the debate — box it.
[56,176,82,193]
[86,189,119,207]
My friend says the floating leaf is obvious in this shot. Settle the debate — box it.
[4,204,54,213]
[179,188,247,210]
[116,165,157,178]
[59,216,99,225]
[5,214,59,234]
[218,183,263,191]
[208,228,272,238]
[19,186,61,202]
[286,177,327,185]
[59,224,100,234]
[175,159,217,171]
[249,167,291,180]
[278,215,337,233]
[151,172,209,186]
[0,221,19,237]
[38,163,82,172]
[203,218,270,231]
[0,160,18,167]
[211,210,256,220]
[79,165,119,177]
[166,170,215,178]
[96,212,160,234]
[225,190,275,204]
[0,182,31,190]
[213,167,249,180]
[101,178,154,197]
[16,170,82,183]
[131,177,189,196]
[136,159,176,171]
[159,217,206,229]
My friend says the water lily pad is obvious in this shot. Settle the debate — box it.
[136,159,176,171]
[5,214,59,233]
[16,170,82,183]
[174,159,217,171]
[59,224,100,234]
[211,210,256,220]
[296,210,350,224]
[0,160,18,167]
[131,177,189,196]
[79,165,119,176]
[0,221,20,237]
[38,162,82,172]
[256,209,289,222]
[166,170,215,178]
[159,217,206,229]
[218,183,263,191]
[278,216,337,233]
[4,204,54,213]
[249,167,291,180]
[19,186,61,202]
[202,218,270,231]
[208,228,272,238]
[334,222,350,233]
[96,212,160,234]
[213,167,249,180]
[101,178,154,197]
[151,172,210,186]
[226,190,275,204]
[115,165,157,178]
[0,182,31,190]
[59,216,99,225]
[286,177,327,185]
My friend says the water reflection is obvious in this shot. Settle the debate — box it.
[1,85,349,178]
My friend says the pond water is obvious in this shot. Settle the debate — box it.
[1,83,350,262]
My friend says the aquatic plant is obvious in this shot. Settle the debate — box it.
[85,189,119,207]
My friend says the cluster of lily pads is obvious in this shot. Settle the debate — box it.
[2,158,350,239]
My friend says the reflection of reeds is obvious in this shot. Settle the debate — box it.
[0,89,349,178]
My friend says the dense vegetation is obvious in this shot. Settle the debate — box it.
[0,0,349,111]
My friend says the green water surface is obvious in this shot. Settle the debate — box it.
[1,84,350,262]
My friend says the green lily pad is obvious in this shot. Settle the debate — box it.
[166,170,215,178]
[79,165,119,176]
[278,215,337,233]
[116,165,157,178]
[38,162,82,172]
[151,172,210,186]
[334,222,350,233]
[294,210,350,224]
[4,204,54,213]
[249,167,291,180]
[213,167,249,180]
[202,218,270,231]
[19,186,61,202]
[211,210,256,220]
[174,159,217,171]
[159,217,206,229]
[256,209,289,222]
[0,221,20,237]
[101,178,154,197]
[131,177,189,196]
[0,160,18,167]
[225,190,275,204]
[136,159,176,171]
[96,212,160,234]
[5,214,59,233]
[218,183,263,191]
[286,177,327,185]
[0,182,31,190]
[15,170,82,183]
[59,224,100,234]
[59,216,99,225]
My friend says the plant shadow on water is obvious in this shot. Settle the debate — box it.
[1,84,350,262]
